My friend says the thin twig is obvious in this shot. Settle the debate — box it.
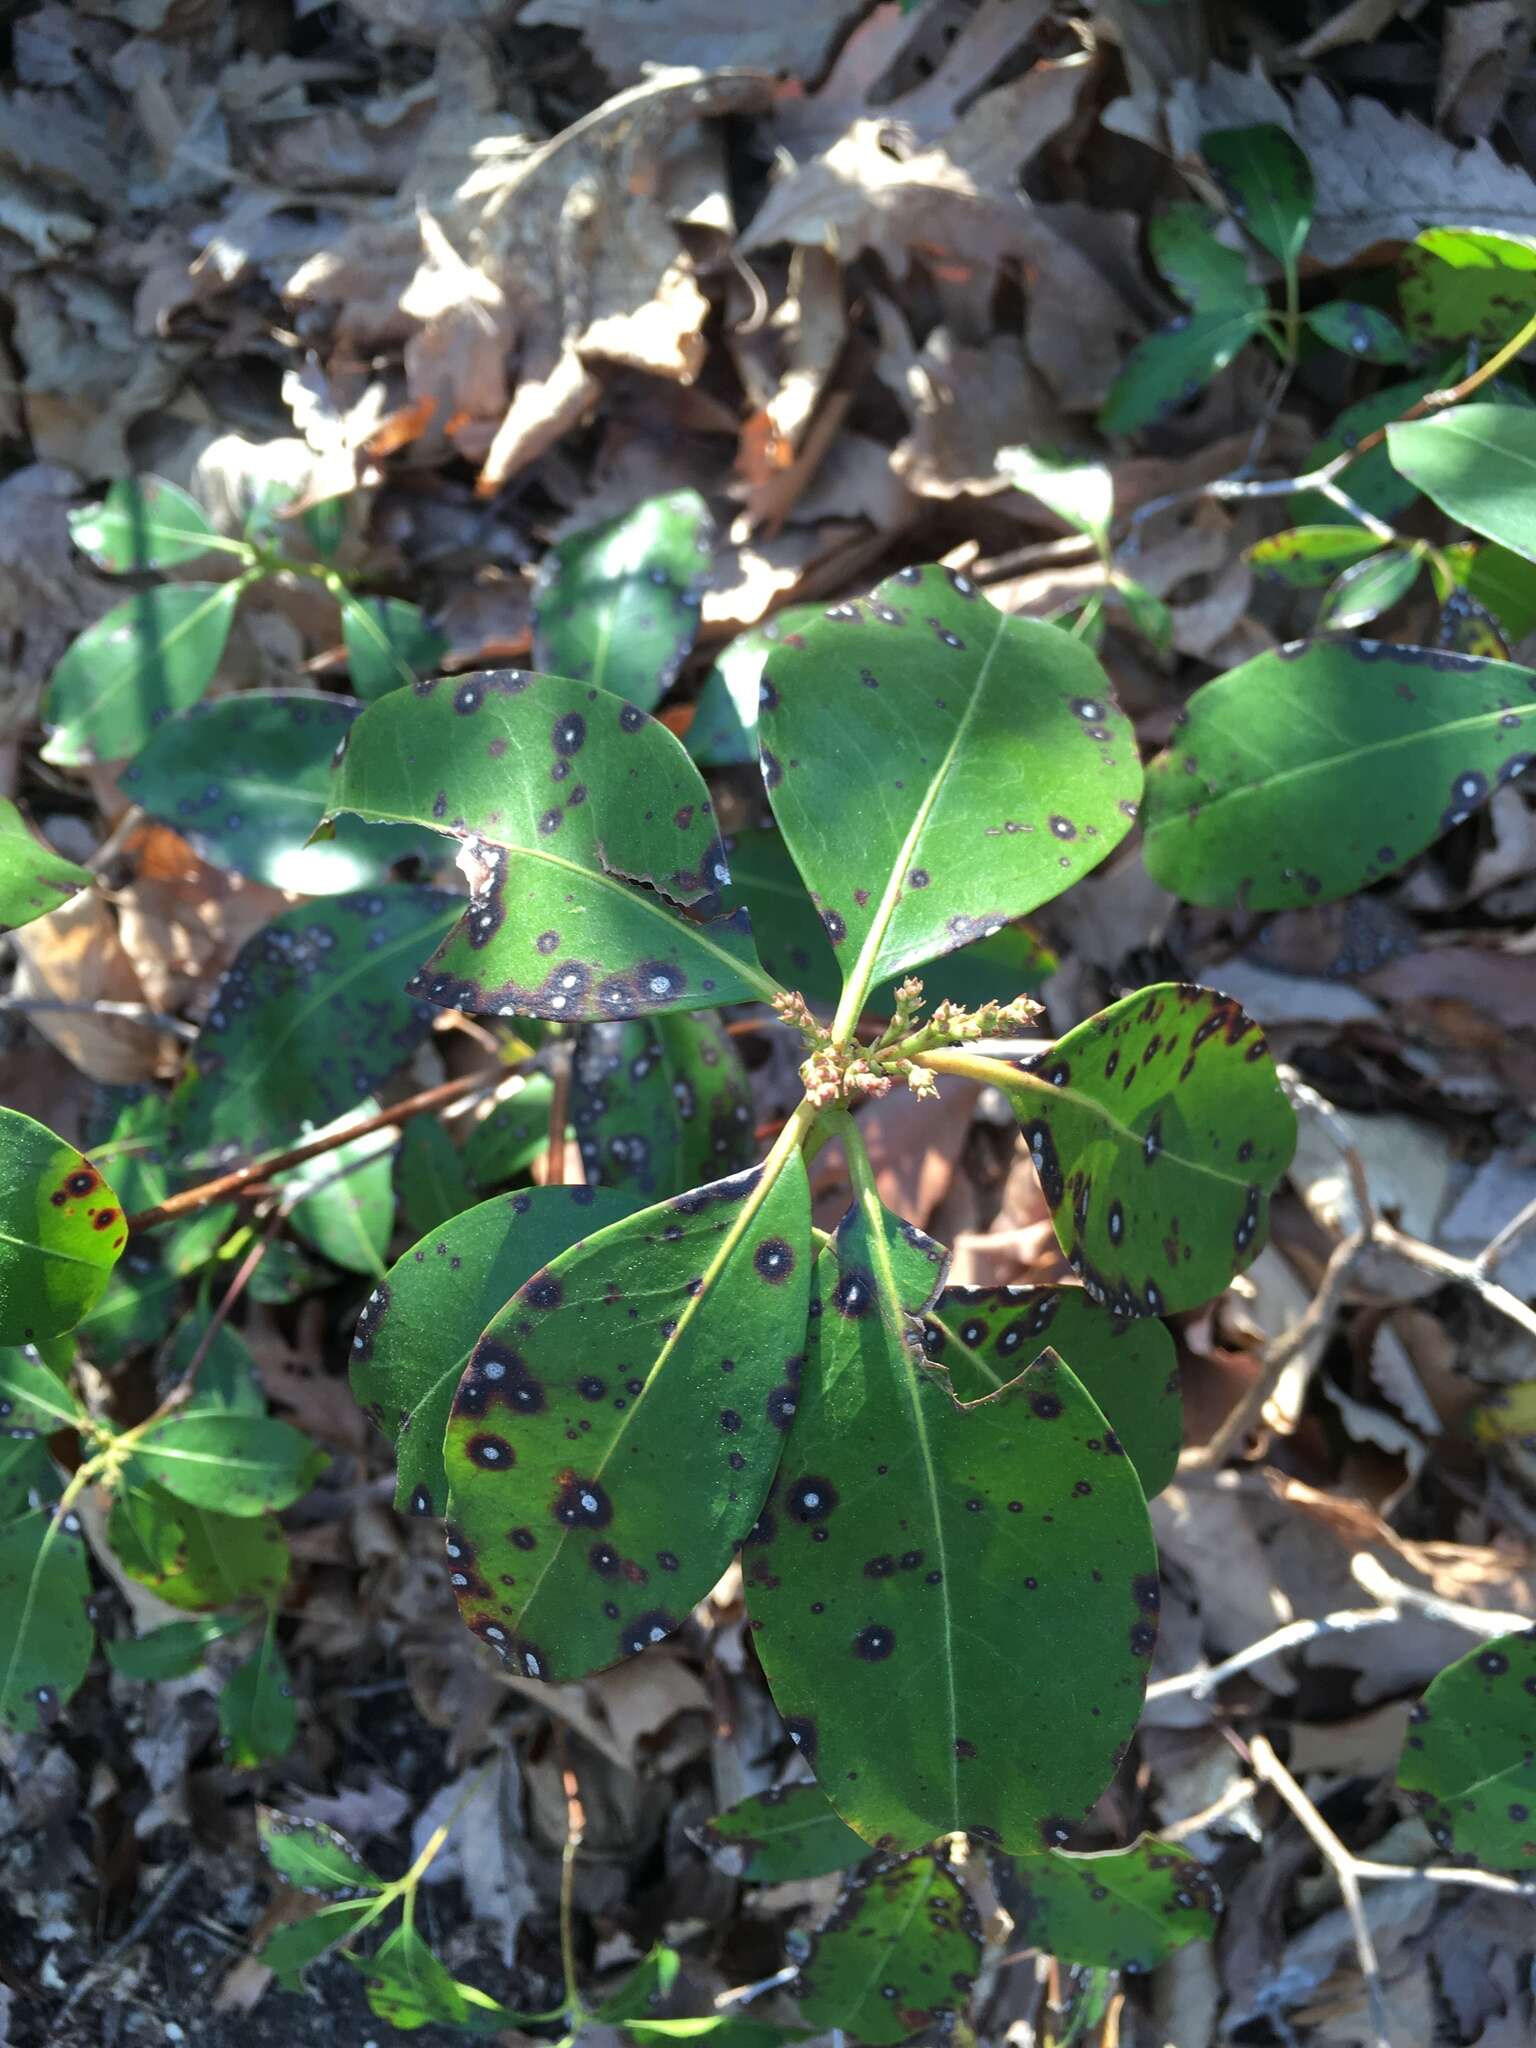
[1243,1733,1392,2048]
[1373,1220,1536,1347]
[1349,1553,1533,1638]
[47,1862,197,2038]
[158,1204,292,1417]
[0,993,197,1041]
[544,1042,572,1189]
[1477,1190,1536,1278]
[125,1069,489,1233]
[1146,1607,1400,1702]
[559,1747,588,2024]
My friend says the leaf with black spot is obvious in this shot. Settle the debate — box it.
[1398,1628,1536,1868]
[694,1780,871,1882]
[995,1835,1217,1970]
[0,1108,124,1345]
[1100,307,1266,436]
[533,489,714,711]
[924,1285,1181,1500]
[980,982,1295,1318]
[121,693,440,892]
[796,1855,981,2045]
[0,1497,93,1733]
[258,1806,383,1899]
[759,566,1137,1013]
[442,1157,812,1682]
[1201,123,1314,270]
[351,1184,641,1518]
[1142,638,1536,909]
[748,1193,1156,1855]
[325,672,777,1021]
[168,887,457,1169]
[688,606,822,766]
[573,1010,755,1199]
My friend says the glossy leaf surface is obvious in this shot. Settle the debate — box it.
[126,1412,326,1516]
[1100,307,1264,435]
[797,1857,980,2045]
[573,1012,755,1197]
[259,1807,382,1897]
[69,475,230,572]
[688,607,820,766]
[0,1109,123,1345]
[533,489,713,711]
[1388,405,1536,561]
[759,566,1138,1005]
[1302,300,1412,364]
[725,827,1055,1019]
[351,1184,639,1518]
[106,1610,247,1680]
[1148,204,1261,313]
[0,800,89,932]
[1246,527,1384,589]
[327,672,775,1020]
[1399,1628,1536,1867]
[992,983,1296,1318]
[1317,548,1421,629]
[108,1482,288,1611]
[355,1924,517,2032]
[42,582,241,766]
[1400,227,1536,344]
[443,1157,812,1681]
[170,888,455,1167]
[123,693,438,892]
[341,595,447,702]
[996,1837,1217,1970]
[996,446,1112,546]
[397,1115,476,1237]
[748,1196,1155,1855]
[1142,638,1536,909]
[0,1344,87,1434]
[1464,542,1536,639]
[1201,123,1313,267]
[924,1286,1180,1500]
[0,1499,92,1732]
[259,1900,384,1990]
[279,1114,397,1279]
[219,1618,297,1768]
[697,1781,871,1882]
[463,1078,554,1193]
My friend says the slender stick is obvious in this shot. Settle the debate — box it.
[0,993,197,1041]
[125,1069,488,1233]
[544,1044,573,1189]
[559,1752,589,2024]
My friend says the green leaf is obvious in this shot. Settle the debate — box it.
[695,1782,871,1882]
[1290,363,1456,528]
[42,581,242,766]
[981,983,1297,1318]
[258,1806,382,1897]
[397,1116,476,1238]
[351,1183,639,1518]
[1317,548,1422,629]
[88,1090,170,1217]
[687,607,821,767]
[169,887,457,1168]
[1201,123,1314,268]
[996,1836,1217,1970]
[463,1077,555,1193]
[1100,306,1266,435]
[573,1011,755,1198]
[598,1945,682,2023]
[443,1155,812,1681]
[69,476,233,573]
[1388,404,1536,561]
[76,1252,184,1356]
[303,498,348,560]
[748,1192,1155,1854]
[122,692,440,892]
[108,1482,289,1611]
[1400,227,1536,345]
[259,1898,383,1991]
[1303,300,1413,365]
[0,1498,93,1732]
[176,1318,267,1418]
[797,1856,980,2044]
[126,1412,327,1517]
[923,1286,1181,1501]
[759,566,1139,1012]
[0,800,89,933]
[725,827,1056,1020]
[1111,575,1172,654]
[1399,1629,1536,1867]
[1464,541,1536,639]
[1147,204,1263,314]
[0,1108,124,1345]
[326,673,777,1021]
[0,1433,59,1522]
[219,1616,297,1768]
[279,1111,397,1279]
[106,1609,247,1680]
[355,1924,519,2032]
[1245,526,1385,589]
[0,1343,86,1433]
[340,595,447,703]
[1141,638,1536,909]
[533,490,714,711]
[996,446,1112,547]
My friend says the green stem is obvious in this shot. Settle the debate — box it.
[1282,257,1301,366]
[914,1045,1052,1100]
